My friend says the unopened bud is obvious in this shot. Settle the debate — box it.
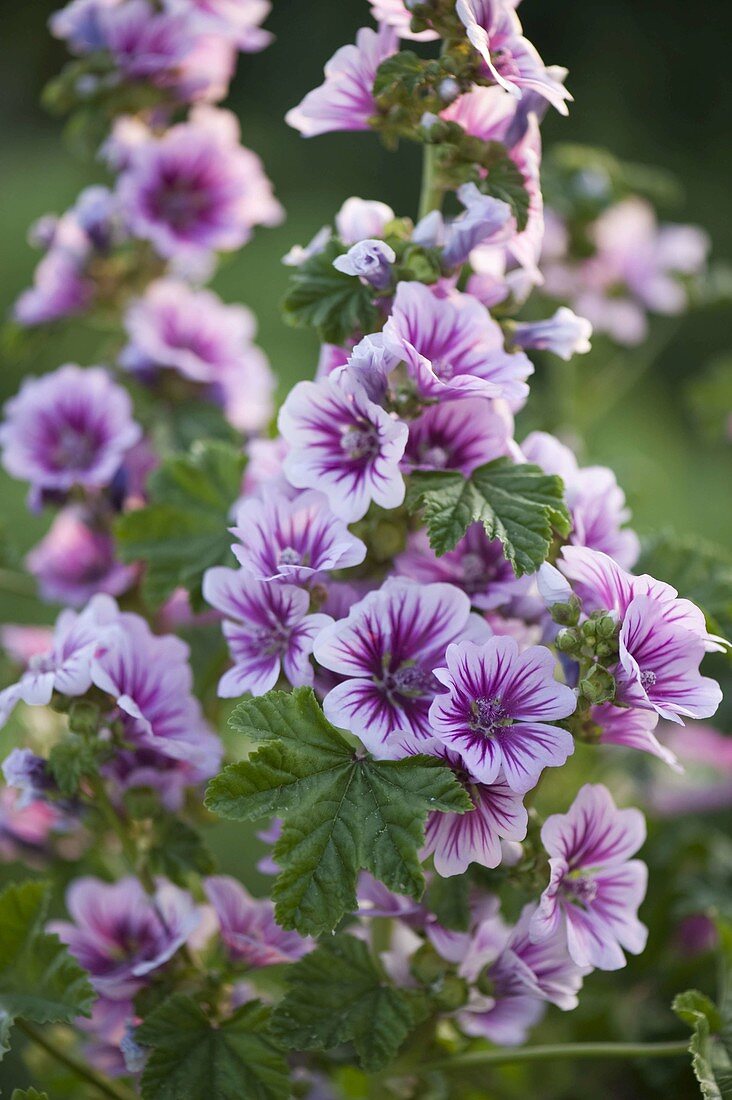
[579,665,616,705]
[555,628,580,654]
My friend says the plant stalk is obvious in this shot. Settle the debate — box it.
[421,1038,690,1073]
[17,1020,137,1100]
[418,142,443,220]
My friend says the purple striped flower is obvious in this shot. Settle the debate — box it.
[395,526,531,612]
[429,637,576,793]
[203,876,313,966]
[313,578,492,752]
[368,0,439,41]
[456,0,571,114]
[278,372,408,523]
[286,25,398,137]
[423,767,528,877]
[203,566,332,697]
[558,546,724,722]
[336,197,395,243]
[26,506,136,608]
[456,904,587,1044]
[522,434,639,569]
[230,490,366,584]
[0,365,141,496]
[118,107,283,262]
[0,595,117,727]
[403,396,515,477]
[383,282,532,407]
[441,183,512,268]
[51,877,200,999]
[530,783,647,971]
[513,307,592,361]
[592,702,681,771]
[163,0,273,52]
[91,610,222,774]
[121,279,274,433]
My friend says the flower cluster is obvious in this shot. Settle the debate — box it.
[0,0,726,1093]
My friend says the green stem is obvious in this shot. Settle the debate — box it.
[87,774,155,893]
[0,567,37,600]
[421,1039,690,1073]
[17,1020,137,1100]
[418,142,443,220]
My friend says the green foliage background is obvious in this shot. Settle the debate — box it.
[0,1,730,1096]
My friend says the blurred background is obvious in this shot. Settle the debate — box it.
[0,2,730,1096]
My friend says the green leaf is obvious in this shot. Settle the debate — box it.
[639,531,732,644]
[281,238,380,346]
[0,1013,12,1061]
[0,881,94,1026]
[137,996,289,1100]
[147,818,216,887]
[206,688,471,935]
[48,734,111,797]
[271,934,424,1072]
[481,144,531,233]
[674,991,732,1100]
[11,1090,50,1100]
[115,440,245,609]
[406,458,570,574]
[424,871,471,932]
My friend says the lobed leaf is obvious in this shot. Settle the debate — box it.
[406,458,570,574]
[282,238,380,346]
[137,996,289,1100]
[115,440,245,609]
[206,689,471,935]
[271,934,427,1072]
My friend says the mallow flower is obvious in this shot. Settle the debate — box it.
[333,239,396,289]
[230,490,366,584]
[286,25,398,137]
[50,877,200,999]
[313,577,492,753]
[0,595,117,727]
[26,507,136,608]
[383,282,532,407]
[335,197,395,243]
[203,567,332,697]
[203,876,313,966]
[521,432,640,569]
[455,0,571,114]
[557,545,724,722]
[403,396,516,477]
[120,279,274,432]
[512,307,592,360]
[0,365,141,498]
[278,371,409,523]
[428,637,576,793]
[117,107,283,262]
[530,783,648,970]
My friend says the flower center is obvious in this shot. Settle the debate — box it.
[470,696,512,736]
[278,546,303,567]
[431,358,455,381]
[54,427,96,470]
[254,623,291,656]
[421,445,450,468]
[341,424,379,460]
[640,669,657,688]
[381,661,435,700]
[563,871,598,908]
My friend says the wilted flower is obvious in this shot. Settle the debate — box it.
[313,577,492,752]
[203,567,332,696]
[333,239,396,289]
[429,637,576,792]
[0,366,141,498]
[530,783,647,970]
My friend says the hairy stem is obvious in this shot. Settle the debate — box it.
[17,1020,137,1100]
[418,142,444,220]
[421,1039,690,1073]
